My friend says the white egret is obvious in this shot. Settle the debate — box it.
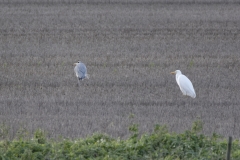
[74,61,89,82]
[171,70,196,98]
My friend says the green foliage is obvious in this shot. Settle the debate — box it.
[191,119,203,133]
[129,113,135,119]
[188,59,194,68]
[15,126,29,141]
[2,62,7,68]
[34,129,46,144]
[149,62,155,68]
[0,122,240,159]
[0,122,9,140]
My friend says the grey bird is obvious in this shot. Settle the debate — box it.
[74,61,89,82]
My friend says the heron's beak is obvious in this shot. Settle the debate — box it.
[74,63,77,66]
[170,71,176,74]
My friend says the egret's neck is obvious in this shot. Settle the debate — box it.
[176,73,182,80]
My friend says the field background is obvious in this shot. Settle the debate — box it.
[0,0,240,139]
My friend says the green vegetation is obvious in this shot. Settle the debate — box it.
[187,59,194,69]
[1,121,240,160]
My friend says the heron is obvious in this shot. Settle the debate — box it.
[171,70,196,98]
[74,61,89,84]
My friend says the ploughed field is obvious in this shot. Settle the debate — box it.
[0,1,240,139]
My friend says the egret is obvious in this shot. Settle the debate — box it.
[171,70,196,98]
[74,61,89,82]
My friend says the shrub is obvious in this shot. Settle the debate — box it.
[0,121,239,159]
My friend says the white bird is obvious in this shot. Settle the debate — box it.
[74,61,89,81]
[171,70,196,98]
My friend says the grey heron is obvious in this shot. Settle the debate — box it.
[74,61,89,82]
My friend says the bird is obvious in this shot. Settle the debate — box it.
[171,70,196,98]
[74,61,89,82]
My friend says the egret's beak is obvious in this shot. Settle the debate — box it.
[74,63,77,66]
[170,71,176,74]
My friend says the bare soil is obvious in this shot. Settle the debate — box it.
[0,1,240,139]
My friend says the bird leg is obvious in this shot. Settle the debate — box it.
[76,78,81,87]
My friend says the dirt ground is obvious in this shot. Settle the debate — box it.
[0,1,240,139]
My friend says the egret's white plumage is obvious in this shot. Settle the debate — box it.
[74,61,89,81]
[171,70,196,98]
